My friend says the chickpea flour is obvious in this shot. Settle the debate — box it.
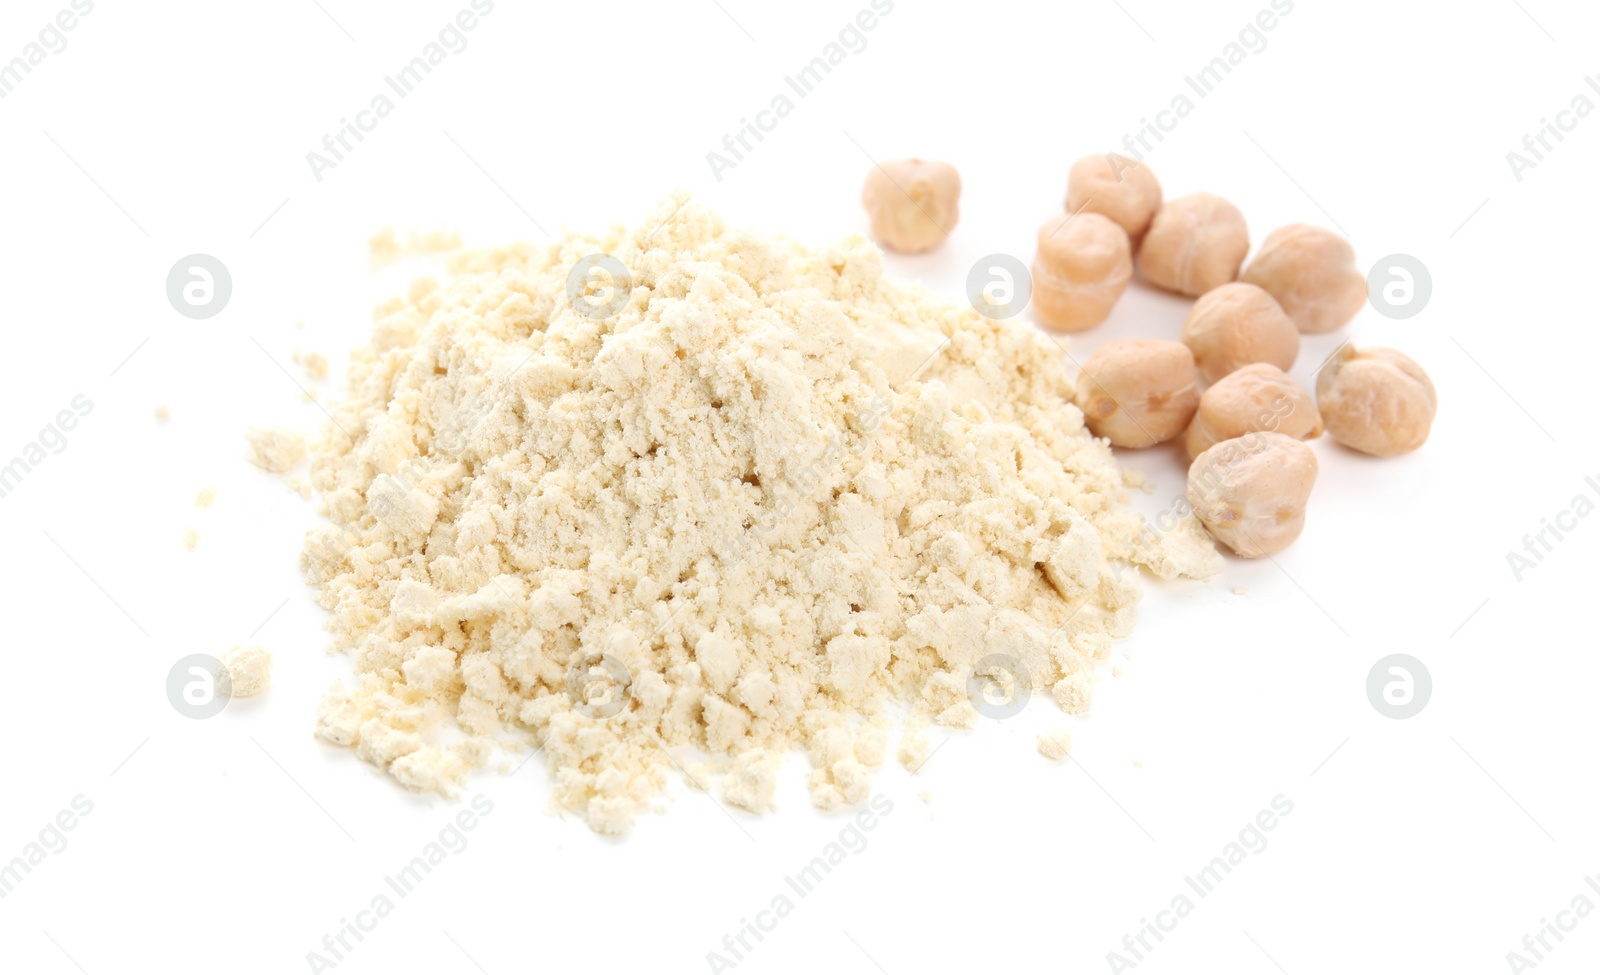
[299,195,1220,833]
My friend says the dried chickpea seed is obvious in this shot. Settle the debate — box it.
[1317,346,1437,456]
[1181,282,1300,384]
[1185,363,1323,460]
[1188,432,1318,558]
[1073,340,1200,448]
[1031,213,1133,332]
[1136,192,1249,297]
[1242,224,1367,334]
[860,158,960,254]
[1066,154,1162,240]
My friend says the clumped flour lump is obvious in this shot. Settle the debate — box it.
[300,194,1220,834]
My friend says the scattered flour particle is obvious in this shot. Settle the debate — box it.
[246,427,306,473]
[1053,672,1095,715]
[919,789,933,804]
[314,682,360,745]
[898,731,933,773]
[723,748,781,813]
[1132,757,1144,768]
[685,762,718,792]
[1232,586,1249,596]
[182,528,199,550]
[293,350,329,381]
[369,228,463,267]
[195,487,216,508]
[220,644,272,697]
[1038,729,1073,761]
[154,404,170,422]
[368,229,399,264]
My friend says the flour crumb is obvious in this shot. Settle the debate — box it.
[919,789,934,804]
[246,427,306,473]
[195,487,216,508]
[155,404,171,422]
[1038,729,1073,761]
[1232,585,1249,596]
[182,528,199,551]
[723,749,781,813]
[369,228,463,267]
[294,350,329,381]
[685,762,717,792]
[898,731,933,773]
[1053,672,1095,715]
[314,681,359,745]
[1132,757,1144,768]
[1132,514,1224,580]
[220,644,273,697]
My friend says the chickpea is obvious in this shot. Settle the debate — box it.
[1184,363,1323,460]
[1316,346,1437,456]
[860,159,960,254]
[1066,154,1162,241]
[1136,193,1249,297]
[1241,225,1367,334]
[1187,432,1318,558]
[1073,340,1200,448]
[1181,283,1300,384]
[1031,213,1133,332]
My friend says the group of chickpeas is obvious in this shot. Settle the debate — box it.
[861,157,1438,558]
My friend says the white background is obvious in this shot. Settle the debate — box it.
[1,1,1596,973]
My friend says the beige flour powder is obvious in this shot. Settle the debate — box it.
[300,194,1219,833]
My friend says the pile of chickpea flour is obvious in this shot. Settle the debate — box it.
[300,195,1221,834]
